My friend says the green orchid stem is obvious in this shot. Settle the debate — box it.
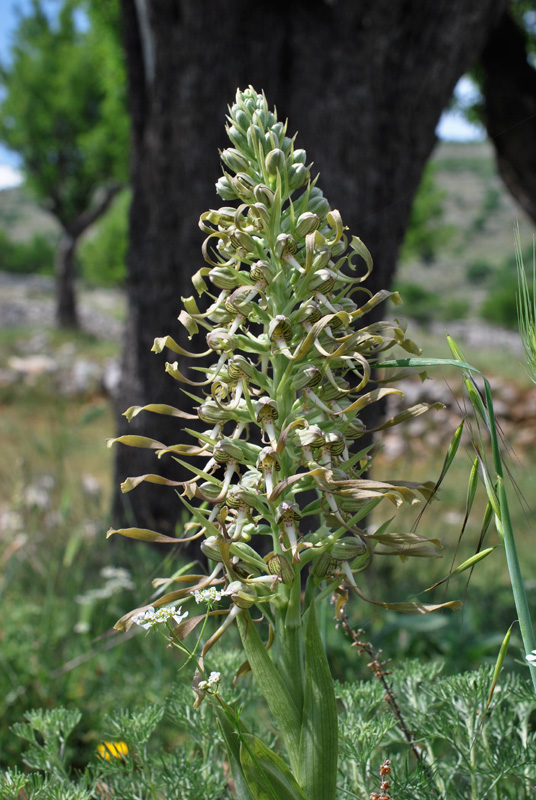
[376,355,536,693]
[277,574,305,713]
[237,611,302,774]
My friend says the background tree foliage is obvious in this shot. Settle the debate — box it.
[0,0,128,327]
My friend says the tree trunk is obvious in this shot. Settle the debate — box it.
[480,11,536,226]
[113,0,507,532]
[54,183,122,330]
[55,232,79,329]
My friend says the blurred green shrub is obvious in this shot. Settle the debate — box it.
[442,296,470,321]
[466,258,493,284]
[78,190,129,287]
[480,259,530,328]
[394,281,439,323]
[0,229,55,274]
[401,164,454,264]
[471,186,502,233]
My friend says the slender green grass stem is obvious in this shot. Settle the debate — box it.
[376,356,536,693]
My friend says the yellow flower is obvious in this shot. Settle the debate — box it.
[97,740,128,761]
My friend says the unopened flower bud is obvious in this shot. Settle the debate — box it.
[265,148,286,176]
[201,536,225,562]
[312,249,331,271]
[232,172,256,200]
[252,107,269,129]
[233,108,249,130]
[311,552,340,579]
[229,542,268,574]
[292,148,307,165]
[309,196,330,218]
[295,212,321,238]
[281,136,293,153]
[198,399,228,424]
[271,120,286,142]
[247,123,265,153]
[221,147,250,173]
[249,202,271,229]
[209,266,241,290]
[328,537,367,561]
[266,553,294,584]
[229,228,256,252]
[226,125,248,151]
[227,580,257,608]
[254,183,275,207]
[197,481,222,501]
[292,365,322,390]
[288,163,309,189]
[330,238,347,257]
[216,175,238,201]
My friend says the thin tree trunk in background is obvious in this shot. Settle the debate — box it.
[55,232,79,329]
[55,184,122,330]
[113,0,507,533]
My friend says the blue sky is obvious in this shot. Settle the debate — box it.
[0,0,486,189]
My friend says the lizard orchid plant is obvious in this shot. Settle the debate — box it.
[107,87,462,800]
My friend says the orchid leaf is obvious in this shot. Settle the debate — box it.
[237,612,302,774]
[298,602,337,800]
[240,734,307,800]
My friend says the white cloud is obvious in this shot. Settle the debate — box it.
[0,164,23,189]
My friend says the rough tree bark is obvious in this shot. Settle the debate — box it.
[480,9,536,226]
[113,0,507,533]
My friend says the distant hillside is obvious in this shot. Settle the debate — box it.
[0,185,59,243]
[1,142,533,301]
[398,140,534,318]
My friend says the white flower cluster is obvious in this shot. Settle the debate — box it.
[132,606,188,630]
[526,650,536,664]
[193,586,232,604]
[198,671,222,692]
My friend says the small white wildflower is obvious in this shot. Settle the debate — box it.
[100,566,132,582]
[208,671,221,687]
[74,621,90,634]
[132,605,188,630]
[193,587,222,604]
[526,650,536,664]
[198,680,209,691]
